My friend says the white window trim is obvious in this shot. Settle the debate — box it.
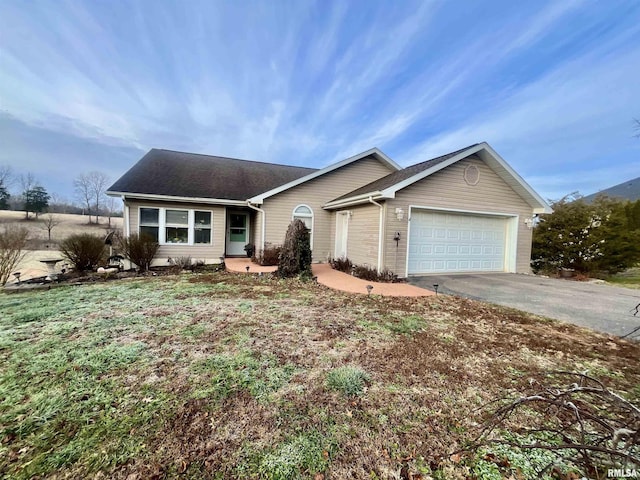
[292,204,314,250]
[138,206,213,246]
[165,208,190,244]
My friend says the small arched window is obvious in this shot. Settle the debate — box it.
[292,204,313,248]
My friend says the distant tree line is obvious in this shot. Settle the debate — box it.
[0,166,122,221]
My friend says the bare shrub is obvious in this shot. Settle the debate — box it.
[355,265,399,283]
[59,233,106,272]
[329,257,353,273]
[331,258,398,283]
[0,225,28,285]
[119,234,159,272]
[253,243,281,266]
[168,256,193,272]
[277,219,312,278]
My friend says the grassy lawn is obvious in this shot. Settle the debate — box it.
[1,272,638,479]
[604,266,640,288]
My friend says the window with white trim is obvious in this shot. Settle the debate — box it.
[166,209,189,243]
[138,207,213,245]
[140,208,160,242]
[292,204,313,247]
[194,211,212,244]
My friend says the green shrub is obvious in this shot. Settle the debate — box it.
[532,195,640,274]
[277,219,312,278]
[253,243,281,266]
[326,365,370,397]
[0,225,28,285]
[119,234,159,272]
[59,233,105,272]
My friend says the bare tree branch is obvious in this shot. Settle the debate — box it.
[0,165,13,187]
[74,171,109,224]
[39,213,61,242]
[465,372,640,477]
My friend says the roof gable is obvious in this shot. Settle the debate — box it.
[107,149,317,202]
[329,144,477,202]
[248,148,401,204]
[325,142,552,213]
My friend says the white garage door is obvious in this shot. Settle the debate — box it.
[408,210,508,274]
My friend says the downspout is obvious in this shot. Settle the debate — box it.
[122,196,130,237]
[247,202,266,252]
[368,196,384,273]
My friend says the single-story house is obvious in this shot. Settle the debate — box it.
[106,142,551,277]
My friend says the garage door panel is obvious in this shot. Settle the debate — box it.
[408,210,508,274]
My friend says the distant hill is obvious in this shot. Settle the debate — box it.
[583,176,640,202]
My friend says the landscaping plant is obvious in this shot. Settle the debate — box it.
[253,243,281,266]
[118,233,159,272]
[532,195,640,275]
[0,225,28,285]
[277,219,312,278]
[59,233,105,272]
[329,256,353,273]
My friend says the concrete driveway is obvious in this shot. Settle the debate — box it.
[409,273,640,337]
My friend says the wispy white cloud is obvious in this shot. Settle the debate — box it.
[0,0,638,199]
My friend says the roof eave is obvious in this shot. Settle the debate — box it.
[323,191,385,210]
[106,191,247,206]
[249,147,400,204]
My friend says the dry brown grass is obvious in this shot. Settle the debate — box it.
[0,210,122,279]
[2,271,638,478]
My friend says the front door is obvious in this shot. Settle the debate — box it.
[226,212,249,256]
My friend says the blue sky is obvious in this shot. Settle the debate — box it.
[1,0,639,202]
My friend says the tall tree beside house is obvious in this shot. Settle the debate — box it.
[74,171,109,224]
[532,194,640,274]
[24,186,50,219]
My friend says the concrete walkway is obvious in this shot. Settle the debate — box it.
[225,257,278,274]
[225,258,433,297]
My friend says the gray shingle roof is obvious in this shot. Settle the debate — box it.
[107,149,317,200]
[330,144,479,202]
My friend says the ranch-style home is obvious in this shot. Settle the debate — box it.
[106,142,551,278]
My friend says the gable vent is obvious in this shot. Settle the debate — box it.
[464,165,480,186]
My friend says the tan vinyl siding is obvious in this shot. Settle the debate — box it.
[344,204,380,267]
[384,156,534,277]
[261,156,394,262]
[127,199,226,265]
[249,212,259,247]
